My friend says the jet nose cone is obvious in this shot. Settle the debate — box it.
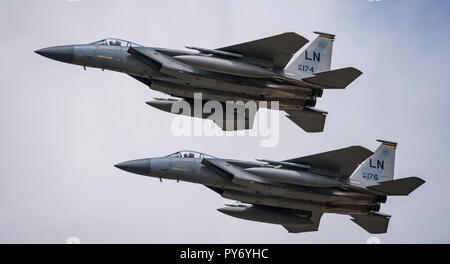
[35,45,74,63]
[114,158,152,176]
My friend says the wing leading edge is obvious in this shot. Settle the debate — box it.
[218,32,309,69]
[285,146,374,178]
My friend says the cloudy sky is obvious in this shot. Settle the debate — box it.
[0,0,449,243]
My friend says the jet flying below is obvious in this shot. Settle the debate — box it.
[115,140,425,234]
[36,32,362,132]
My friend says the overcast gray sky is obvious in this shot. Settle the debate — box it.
[0,0,449,243]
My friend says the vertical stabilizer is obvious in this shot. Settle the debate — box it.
[350,140,397,187]
[285,31,334,79]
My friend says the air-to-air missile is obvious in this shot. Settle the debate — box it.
[36,32,362,132]
[114,140,424,234]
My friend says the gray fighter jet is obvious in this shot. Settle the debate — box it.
[115,140,424,234]
[35,32,362,132]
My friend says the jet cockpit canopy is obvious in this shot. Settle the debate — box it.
[167,150,216,159]
[91,38,142,47]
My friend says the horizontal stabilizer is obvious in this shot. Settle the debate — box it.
[351,212,391,234]
[302,67,362,89]
[368,177,425,195]
[285,108,327,133]
[285,146,373,178]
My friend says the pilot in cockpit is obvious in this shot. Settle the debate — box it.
[167,151,216,159]
[107,40,120,46]
[91,39,142,48]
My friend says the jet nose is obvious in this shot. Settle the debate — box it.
[35,45,74,63]
[114,158,152,176]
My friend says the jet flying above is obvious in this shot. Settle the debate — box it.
[35,32,362,132]
[115,140,424,234]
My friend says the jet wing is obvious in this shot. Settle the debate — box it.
[217,32,309,69]
[146,94,257,131]
[285,108,327,133]
[217,203,324,234]
[128,74,152,87]
[211,102,258,131]
[283,212,323,233]
[213,118,254,131]
[285,146,374,178]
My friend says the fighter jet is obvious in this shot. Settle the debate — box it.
[115,140,424,234]
[35,32,362,132]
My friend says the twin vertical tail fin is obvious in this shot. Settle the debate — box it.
[350,139,397,186]
[350,140,425,195]
[285,31,334,79]
[285,31,362,89]
[348,140,425,234]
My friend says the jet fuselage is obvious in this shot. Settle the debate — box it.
[35,42,319,109]
[115,154,385,216]
[36,33,364,132]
